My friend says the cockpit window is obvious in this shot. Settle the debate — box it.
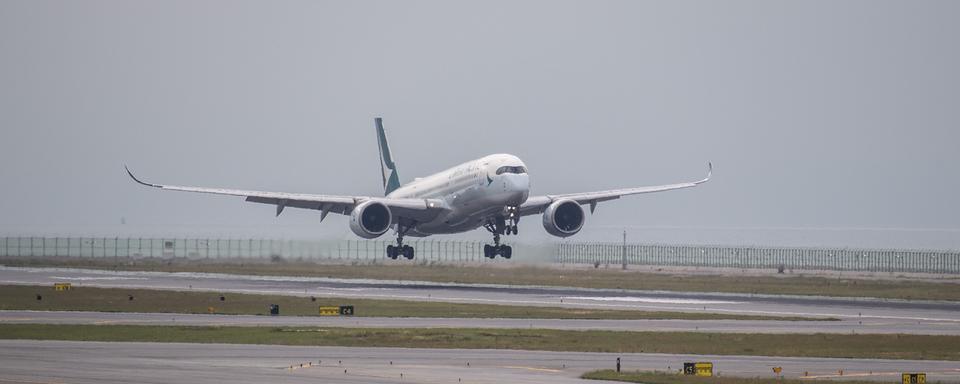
[495,166,527,175]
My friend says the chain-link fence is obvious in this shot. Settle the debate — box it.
[1,236,958,274]
[0,237,522,263]
[557,242,960,274]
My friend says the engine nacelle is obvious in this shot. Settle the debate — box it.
[542,199,585,237]
[349,201,392,239]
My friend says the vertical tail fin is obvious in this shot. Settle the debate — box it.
[375,117,401,196]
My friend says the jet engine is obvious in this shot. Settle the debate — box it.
[349,201,392,239]
[541,199,585,237]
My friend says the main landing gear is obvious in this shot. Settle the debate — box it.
[387,222,414,260]
[483,208,519,259]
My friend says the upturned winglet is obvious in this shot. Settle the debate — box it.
[124,165,161,188]
[695,162,713,185]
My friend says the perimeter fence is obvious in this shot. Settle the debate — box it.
[1,236,958,274]
[0,237,505,264]
[557,242,960,274]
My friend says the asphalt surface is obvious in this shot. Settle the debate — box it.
[2,340,958,384]
[2,266,958,323]
[3,267,959,383]
[3,310,960,335]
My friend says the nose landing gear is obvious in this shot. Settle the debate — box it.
[504,206,519,235]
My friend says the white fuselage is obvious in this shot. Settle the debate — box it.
[387,154,529,236]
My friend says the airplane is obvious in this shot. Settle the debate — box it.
[126,118,711,260]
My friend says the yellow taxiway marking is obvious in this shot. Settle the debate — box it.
[502,365,563,373]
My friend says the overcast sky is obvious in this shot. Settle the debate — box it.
[1,1,958,249]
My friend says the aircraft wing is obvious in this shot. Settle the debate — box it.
[519,163,711,216]
[125,166,446,223]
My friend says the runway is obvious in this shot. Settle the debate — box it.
[1,340,957,384]
[3,267,959,383]
[3,310,960,335]
[2,266,958,325]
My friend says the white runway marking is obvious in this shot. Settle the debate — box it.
[561,296,744,305]
[49,276,147,281]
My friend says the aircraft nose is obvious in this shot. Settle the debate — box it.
[502,174,530,205]
[504,174,530,194]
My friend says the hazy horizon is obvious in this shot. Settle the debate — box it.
[2,1,958,250]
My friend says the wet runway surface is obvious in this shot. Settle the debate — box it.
[3,310,960,335]
[2,266,958,325]
[1,340,958,384]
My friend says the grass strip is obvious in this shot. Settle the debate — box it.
[581,370,896,384]
[0,285,823,321]
[5,257,959,301]
[0,324,957,361]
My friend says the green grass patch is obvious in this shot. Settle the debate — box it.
[581,370,900,384]
[0,285,822,321]
[5,256,958,301]
[0,324,957,361]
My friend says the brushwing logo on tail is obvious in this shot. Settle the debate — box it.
[375,118,401,196]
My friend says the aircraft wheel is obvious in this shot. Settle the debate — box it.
[501,245,512,259]
[386,245,396,259]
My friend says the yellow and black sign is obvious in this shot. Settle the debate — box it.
[772,367,782,374]
[319,306,340,316]
[695,362,713,377]
[53,283,71,291]
[319,305,355,316]
[902,373,926,384]
[683,362,713,377]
